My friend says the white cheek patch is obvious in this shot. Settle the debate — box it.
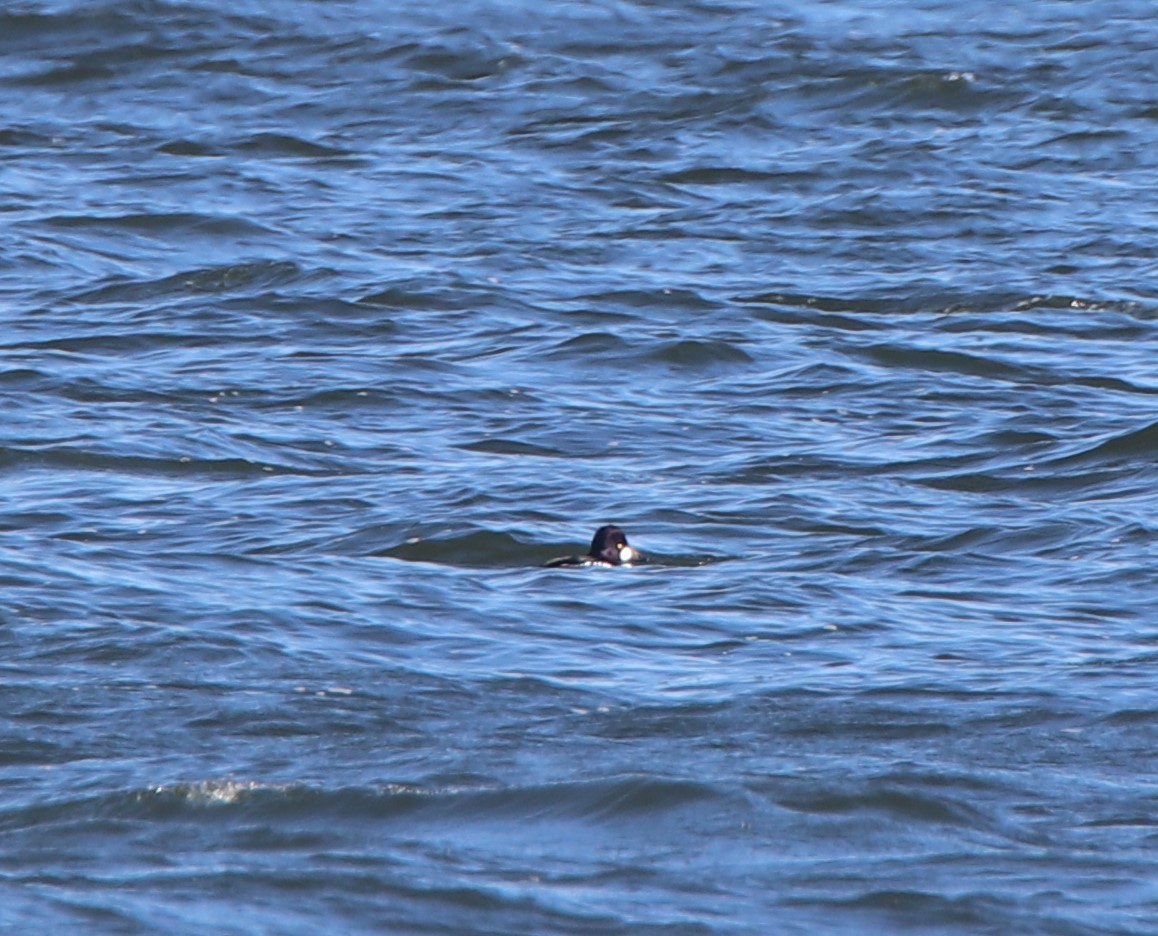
[618,546,635,562]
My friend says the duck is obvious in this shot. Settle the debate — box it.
[544,525,642,568]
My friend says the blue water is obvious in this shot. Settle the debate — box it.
[2,1,1157,933]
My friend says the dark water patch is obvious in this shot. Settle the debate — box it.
[590,700,734,743]
[358,277,499,312]
[851,343,1031,383]
[296,386,403,410]
[739,292,924,331]
[796,890,1009,934]
[1050,420,1158,466]
[156,137,227,157]
[233,132,353,160]
[767,774,995,830]
[763,361,871,396]
[0,445,335,480]
[1073,374,1158,397]
[2,773,724,834]
[749,308,886,333]
[1099,708,1158,727]
[738,291,905,314]
[569,287,719,313]
[0,736,65,769]
[395,34,522,85]
[0,126,54,149]
[912,466,1123,497]
[6,331,220,358]
[659,165,789,187]
[741,291,1156,337]
[12,57,117,87]
[645,338,753,370]
[896,520,1096,565]
[543,331,632,365]
[778,708,953,743]
[0,367,57,390]
[376,530,539,568]
[459,438,564,458]
[41,212,273,238]
[64,261,304,304]
[976,428,1059,448]
[714,453,885,485]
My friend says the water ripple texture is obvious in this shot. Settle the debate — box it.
[1,1,1157,934]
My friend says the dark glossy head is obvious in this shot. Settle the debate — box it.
[588,525,637,565]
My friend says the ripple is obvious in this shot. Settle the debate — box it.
[375,530,538,567]
[3,0,1158,932]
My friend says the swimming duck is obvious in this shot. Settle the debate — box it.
[544,525,641,568]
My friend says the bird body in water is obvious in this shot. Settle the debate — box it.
[544,525,641,568]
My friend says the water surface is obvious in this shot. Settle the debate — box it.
[1,1,1156,933]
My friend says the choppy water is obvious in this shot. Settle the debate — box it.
[2,0,1157,933]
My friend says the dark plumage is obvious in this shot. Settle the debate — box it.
[544,525,641,568]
